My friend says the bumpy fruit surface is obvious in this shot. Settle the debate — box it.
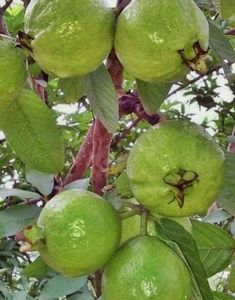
[37,189,121,277]
[0,37,26,106]
[127,120,224,217]
[102,236,192,300]
[24,0,114,78]
[115,0,209,82]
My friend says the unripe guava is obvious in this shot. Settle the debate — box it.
[102,236,192,300]
[221,0,235,27]
[24,0,114,78]
[115,0,209,82]
[127,120,224,217]
[36,190,121,277]
[0,37,26,106]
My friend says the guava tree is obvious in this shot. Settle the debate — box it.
[0,0,235,299]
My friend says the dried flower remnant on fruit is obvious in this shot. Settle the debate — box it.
[163,169,199,208]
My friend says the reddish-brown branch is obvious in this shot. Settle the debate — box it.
[0,0,13,12]
[92,119,112,195]
[91,43,124,196]
[63,123,95,187]
[106,49,124,97]
[23,0,31,9]
[116,0,132,13]
[0,1,13,35]
[227,126,235,154]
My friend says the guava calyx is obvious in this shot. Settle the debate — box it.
[163,169,199,208]
[178,41,209,75]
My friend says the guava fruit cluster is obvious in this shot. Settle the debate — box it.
[31,189,193,300]
[22,0,209,83]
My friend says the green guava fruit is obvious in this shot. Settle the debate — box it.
[0,37,26,106]
[115,0,209,82]
[221,0,235,27]
[24,0,114,78]
[36,189,121,277]
[127,120,224,217]
[102,236,192,300]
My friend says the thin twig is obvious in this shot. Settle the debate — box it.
[111,117,141,148]
[167,64,224,99]
[0,0,13,13]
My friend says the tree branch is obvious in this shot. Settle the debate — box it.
[0,0,13,35]
[116,0,132,13]
[63,123,95,187]
[92,119,112,195]
[0,0,13,12]
[22,0,31,9]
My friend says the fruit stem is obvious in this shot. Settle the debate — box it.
[120,210,139,220]
[140,209,148,236]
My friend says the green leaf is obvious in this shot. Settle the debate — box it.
[228,257,235,292]
[202,209,231,224]
[4,4,24,36]
[26,169,54,196]
[209,21,235,61]
[84,64,118,133]
[0,188,41,200]
[217,153,235,215]
[39,274,87,300]
[12,291,27,300]
[159,218,213,300]
[56,76,84,103]
[23,224,44,244]
[67,290,94,300]
[62,178,90,192]
[22,256,53,279]
[213,291,235,299]
[115,171,133,199]
[192,220,235,277]
[0,89,64,174]
[0,205,41,237]
[136,79,171,115]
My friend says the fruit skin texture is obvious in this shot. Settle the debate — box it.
[24,0,114,78]
[37,189,121,277]
[102,236,192,300]
[127,120,224,217]
[115,0,209,82]
[0,38,26,106]
[221,0,235,27]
